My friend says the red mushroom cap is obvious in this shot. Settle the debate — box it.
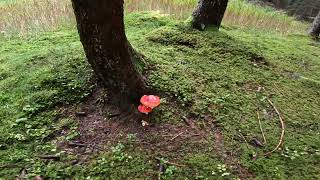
[138,104,152,114]
[140,95,161,109]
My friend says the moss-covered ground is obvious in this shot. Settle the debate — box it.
[0,12,319,179]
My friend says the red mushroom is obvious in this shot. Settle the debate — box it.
[140,95,161,109]
[138,104,152,114]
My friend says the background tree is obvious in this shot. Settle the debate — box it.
[250,0,320,21]
[192,0,229,30]
[309,11,320,38]
[71,0,150,103]
[286,0,320,20]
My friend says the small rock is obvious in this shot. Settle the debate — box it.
[250,138,264,147]
[34,176,43,180]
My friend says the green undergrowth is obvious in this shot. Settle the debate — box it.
[0,12,319,179]
[0,0,16,6]
[0,30,94,177]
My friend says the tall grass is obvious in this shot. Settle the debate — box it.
[0,0,309,37]
[125,0,194,19]
[126,0,308,34]
[0,0,74,36]
[225,0,308,33]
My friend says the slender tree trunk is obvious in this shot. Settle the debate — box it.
[192,0,229,30]
[71,0,149,102]
[274,0,285,9]
[309,11,320,38]
[268,0,285,9]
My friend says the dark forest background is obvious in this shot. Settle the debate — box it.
[252,0,320,20]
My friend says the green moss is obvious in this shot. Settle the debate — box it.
[127,12,320,179]
[0,30,94,178]
[176,154,235,179]
[0,12,320,179]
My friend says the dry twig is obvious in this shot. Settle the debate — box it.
[264,99,285,156]
[0,164,21,169]
[68,142,86,147]
[170,131,185,141]
[257,110,267,144]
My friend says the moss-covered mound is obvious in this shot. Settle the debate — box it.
[0,12,319,179]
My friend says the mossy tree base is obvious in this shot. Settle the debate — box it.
[71,0,150,103]
[309,11,320,38]
[192,0,229,30]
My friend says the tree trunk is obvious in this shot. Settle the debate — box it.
[309,11,320,38]
[71,0,149,102]
[192,0,229,30]
[274,0,285,9]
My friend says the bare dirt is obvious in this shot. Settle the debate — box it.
[57,86,254,179]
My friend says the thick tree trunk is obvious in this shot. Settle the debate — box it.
[192,0,229,30]
[71,0,149,102]
[309,11,320,38]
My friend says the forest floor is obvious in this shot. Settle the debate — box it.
[0,12,320,179]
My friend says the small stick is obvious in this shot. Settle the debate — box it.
[170,131,185,141]
[75,112,87,116]
[155,157,186,167]
[107,113,121,118]
[264,99,285,156]
[190,133,201,137]
[257,110,267,144]
[38,155,60,160]
[106,139,151,145]
[239,132,250,149]
[0,164,20,168]
[68,142,86,147]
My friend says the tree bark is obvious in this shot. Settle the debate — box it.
[192,0,229,30]
[309,11,320,38]
[71,0,149,102]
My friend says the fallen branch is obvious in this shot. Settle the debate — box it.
[257,110,267,144]
[264,99,285,156]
